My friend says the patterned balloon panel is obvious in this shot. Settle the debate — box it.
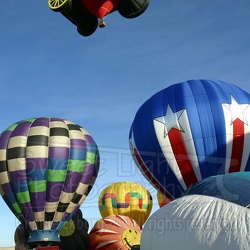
[129,79,250,199]
[89,215,141,250]
[0,117,99,242]
[98,181,152,226]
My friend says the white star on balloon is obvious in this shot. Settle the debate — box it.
[222,95,250,125]
[154,105,185,137]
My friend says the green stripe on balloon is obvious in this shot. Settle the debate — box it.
[5,123,18,131]
[12,202,22,214]
[24,118,36,123]
[29,180,47,192]
[67,159,86,172]
[47,169,67,182]
[86,152,96,164]
[16,191,30,204]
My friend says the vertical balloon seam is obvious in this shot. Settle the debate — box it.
[45,118,70,231]
[26,118,49,231]
[12,119,36,230]
[203,80,229,176]
[56,120,75,230]
[52,119,70,231]
[188,80,209,182]
[171,82,199,188]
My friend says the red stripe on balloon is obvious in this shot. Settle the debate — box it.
[133,148,174,200]
[138,198,142,209]
[168,128,198,187]
[229,118,244,172]
[125,193,130,204]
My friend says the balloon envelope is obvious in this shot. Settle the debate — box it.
[89,215,141,250]
[185,172,250,207]
[129,79,250,199]
[98,181,152,226]
[141,195,250,250]
[0,117,99,242]
[157,191,170,208]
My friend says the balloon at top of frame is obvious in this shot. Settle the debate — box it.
[129,79,250,199]
[48,0,150,37]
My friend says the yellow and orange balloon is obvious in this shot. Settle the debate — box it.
[157,191,171,208]
[98,182,152,226]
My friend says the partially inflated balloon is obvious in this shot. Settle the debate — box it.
[89,215,141,250]
[185,172,250,207]
[98,181,152,226]
[129,79,250,199]
[0,118,99,243]
[141,195,250,250]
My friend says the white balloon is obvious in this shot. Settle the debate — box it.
[141,195,250,250]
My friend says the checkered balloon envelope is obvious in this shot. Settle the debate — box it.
[0,117,99,242]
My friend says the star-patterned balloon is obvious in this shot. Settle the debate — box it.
[129,79,250,199]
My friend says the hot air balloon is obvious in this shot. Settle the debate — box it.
[129,79,250,200]
[0,117,99,247]
[48,0,150,36]
[185,172,250,207]
[58,209,90,250]
[89,214,141,250]
[157,191,170,208]
[141,195,250,250]
[98,181,152,226]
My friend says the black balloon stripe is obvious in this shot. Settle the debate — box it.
[45,212,55,221]
[57,202,69,213]
[67,124,82,131]
[36,221,44,230]
[72,193,82,204]
[50,127,69,137]
[0,161,7,172]
[27,135,49,147]
[7,147,26,159]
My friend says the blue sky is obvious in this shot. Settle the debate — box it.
[1,0,250,246]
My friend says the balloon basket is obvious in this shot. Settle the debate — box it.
[99,20,106,28]
[28,230,60,243]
